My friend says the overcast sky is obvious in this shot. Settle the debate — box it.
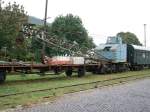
[4,0,150,46]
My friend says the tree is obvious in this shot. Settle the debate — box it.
[0,0,28,60]
[49,14,95,55]
[117,32,142,45]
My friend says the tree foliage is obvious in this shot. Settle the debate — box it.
[0,6,96,61]
[0,0,27,60]
[117,32,142,45]
[49,14,95,55]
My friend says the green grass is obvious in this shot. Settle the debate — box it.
[0,70,150,110]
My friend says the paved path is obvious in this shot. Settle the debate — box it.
[8,78,150,112]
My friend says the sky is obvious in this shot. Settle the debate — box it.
[4,0,150,46]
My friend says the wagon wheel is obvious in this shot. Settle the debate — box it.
[0,70,6,84]
[78,67,85,77]
[65,68,73,77]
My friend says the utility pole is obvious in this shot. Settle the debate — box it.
[44,0,48,27]
[42,0,48,63]
[144,24,146,47]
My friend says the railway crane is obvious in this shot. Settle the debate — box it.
[1,23,150,84]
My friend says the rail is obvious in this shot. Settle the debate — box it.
[0,72,150,98]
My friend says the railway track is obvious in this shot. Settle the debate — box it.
[0,73,150,98]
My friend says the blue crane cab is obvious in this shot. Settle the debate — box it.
[95,36,127,63]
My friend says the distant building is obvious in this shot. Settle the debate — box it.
[28,16,50,26]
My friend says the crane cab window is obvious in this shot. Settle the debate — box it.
[103,46,111,51]
[107,36,122,44]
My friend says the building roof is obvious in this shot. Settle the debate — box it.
[28,16,51,26]
[132,45,150,51]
